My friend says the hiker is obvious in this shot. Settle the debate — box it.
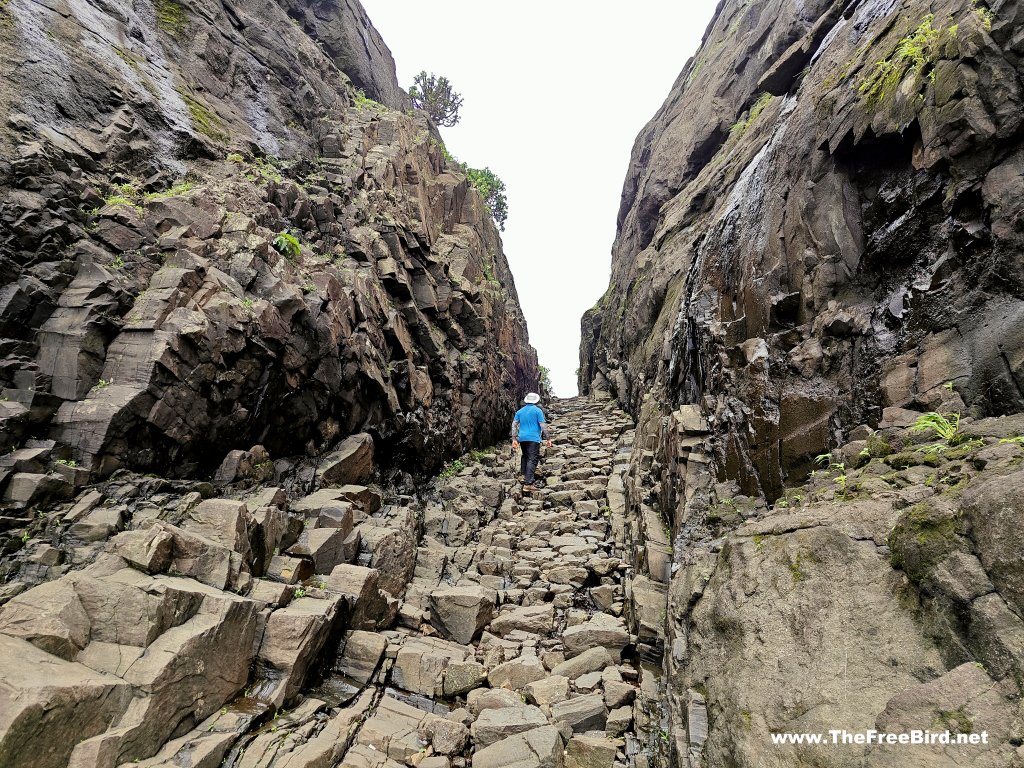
[511,392,552,491]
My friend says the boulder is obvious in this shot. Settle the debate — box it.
[319,433,375,486]
[335,630,388,684]
[550,694,607,732]
[324,563,395,630]
[488,655,548,691]
[287,527,348,574]
[524,675,570,705]
[429,584,495,644]
[392,636,471,698]
[0,635,132,768]
[443,659,488,696]
[551,647,613,680]
[257,594,345,706]
[565,734,619,768]
[112,528,174,573]
[423,718,469,755]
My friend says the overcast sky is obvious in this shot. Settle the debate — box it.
[359,1,719,396]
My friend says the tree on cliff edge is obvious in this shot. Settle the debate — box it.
[409,71,464,127]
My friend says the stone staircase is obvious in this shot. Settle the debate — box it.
[0,395,684,768]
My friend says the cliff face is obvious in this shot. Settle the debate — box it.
[582,0,1024,765]
[582,0,1024,497]
[0,0,536,485]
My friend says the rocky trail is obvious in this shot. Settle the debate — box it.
[0,396,677,768]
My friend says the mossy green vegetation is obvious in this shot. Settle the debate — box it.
[788,550,808,583]
[888,501,961,582]
[856,14,960,108]
[728,92,774,141]
[0,0,12,28]
[155,0,188,36]
[935,707,974,734]
[176,88,229,143]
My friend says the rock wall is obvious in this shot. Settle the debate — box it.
[581,0,1024,497]
[0,0,537,488]
[581,0,1024,766]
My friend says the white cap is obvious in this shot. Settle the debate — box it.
[524,392,540,404]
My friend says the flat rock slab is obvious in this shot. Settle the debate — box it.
[470,705,549,748]
[562,612,629,658]
[471,725,563,768]
[550,693,608,733]
[489,603,554,637]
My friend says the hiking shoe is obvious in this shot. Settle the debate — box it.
[522,485,535,492]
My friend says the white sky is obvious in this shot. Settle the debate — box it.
[359,1,719,396]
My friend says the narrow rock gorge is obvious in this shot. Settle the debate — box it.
[582,0,1024,766]
[4,0,1024,767]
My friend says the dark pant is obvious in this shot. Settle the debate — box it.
[519,441,540,484]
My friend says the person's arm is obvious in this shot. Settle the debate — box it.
[511,416,520,447]
[540,413,552,447]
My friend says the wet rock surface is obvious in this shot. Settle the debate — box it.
[581,0,1024,497]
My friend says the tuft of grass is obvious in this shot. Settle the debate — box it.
[143,181,194,202]
[910,412,961,442]
[103,194,143,214]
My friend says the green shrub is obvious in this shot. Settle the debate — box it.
[465,166,508,230]
[539,365,553,393]
[439,459,465,478]
[353,89,386,112]
[273,232,301,260]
